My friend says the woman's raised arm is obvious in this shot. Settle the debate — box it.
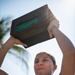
[47,20,75,75]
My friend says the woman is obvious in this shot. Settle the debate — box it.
[0,20,75,75]
[34,52,57,75]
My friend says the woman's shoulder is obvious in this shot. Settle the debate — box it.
[0,69,8,75]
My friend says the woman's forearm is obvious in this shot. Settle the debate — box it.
[52,27,75,75]
[53,27,75,54]
[0,37,15,67]
[0,36,27,67]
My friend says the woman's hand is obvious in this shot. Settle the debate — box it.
[47,20,59,38]
[10,36,27,47]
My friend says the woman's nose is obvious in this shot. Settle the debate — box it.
[38,61,43,66]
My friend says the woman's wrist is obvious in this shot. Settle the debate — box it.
[50,25,58,32]
[9,36,15,45]
[1,37,15,51]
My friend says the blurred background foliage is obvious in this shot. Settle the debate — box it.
[0,16,29,73]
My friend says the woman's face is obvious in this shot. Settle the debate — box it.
[34,53,57,75]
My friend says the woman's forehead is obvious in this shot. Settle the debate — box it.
[35,53,50,59]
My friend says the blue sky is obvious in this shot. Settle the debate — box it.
[0,0,75,75]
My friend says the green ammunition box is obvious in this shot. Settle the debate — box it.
[10,4,57,48]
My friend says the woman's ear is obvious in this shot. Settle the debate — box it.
[53,65,57,72]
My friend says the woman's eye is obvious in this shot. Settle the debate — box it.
[43,59,48,61]
[35,60,39,63]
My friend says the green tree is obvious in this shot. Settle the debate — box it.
[0,17,29,74]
